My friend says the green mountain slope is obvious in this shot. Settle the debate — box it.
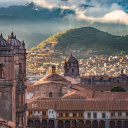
[32,27,128,55]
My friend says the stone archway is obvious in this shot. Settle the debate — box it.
[72,120,77,128]
[109,121,115,128]
[78,120,84,128]
[123,121,128,128]
[65,120,70,128]
[86,120,91,128]
[48,120,54,128]
[58,120,64,128]
[27,120,34,127]
[92,120,98,128]
[35,120,40,128]
[99,120,105,128]
[116,121,122,128]
[42,120,47,128]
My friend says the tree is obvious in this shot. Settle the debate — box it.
[111,86,126,92]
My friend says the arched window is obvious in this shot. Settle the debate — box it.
[49,92,52,97]
[72,68,74,73]
[66,68,69,73]
[0,64,4,79]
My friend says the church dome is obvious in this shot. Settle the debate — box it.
[7,32,25,48]
[40,73,68,82]
[0,34,7,46]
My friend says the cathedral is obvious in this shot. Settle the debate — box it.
[0,32,27,127]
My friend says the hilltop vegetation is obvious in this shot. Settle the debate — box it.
[32,27,128,55]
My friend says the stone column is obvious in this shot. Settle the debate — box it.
[63,120,65,128]
[76,120,79,128]
[84,120,86,128]
[54,120,58,128]
[40,119,42,128]
[47,119,48,128]
[105,120,109,128]
[33,120,35,128]
[70,120,72,128]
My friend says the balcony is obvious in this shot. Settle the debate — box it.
[57,116,84,120]
[27,115,48,119]
[110,116,128,119]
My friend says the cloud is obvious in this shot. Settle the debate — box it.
[0,0,28,7]
[2,0,128,25]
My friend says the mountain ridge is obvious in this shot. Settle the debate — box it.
[31,27,128,55]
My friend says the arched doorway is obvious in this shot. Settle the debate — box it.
[58,120,64,128]
[86,120,91,128]
[92,120,98,128]
[116,121,122,128]
[78,120,84,128]
[72,120,77,128]
[109,121,115,128]
[27,120,33,127]
[35,120,40,128]
[42,120,47,128]
[99,120,105,128]
[49,92,52,97]
[48,120,54,128]
[123,121,128,128]
[65,120,70,128]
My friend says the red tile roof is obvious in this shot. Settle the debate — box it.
[27,98,128,111]
[93,92,128,100]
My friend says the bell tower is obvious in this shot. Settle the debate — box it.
[0,32,27,127]
[64,53,80,79]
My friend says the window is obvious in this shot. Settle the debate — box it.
[73,113,76,117]
[111,112,115,117]
[102,112,106,118]
[29,111,30,116]
[126,112,128,117]
[0,64,4,79]
[49,111,51,114]
[66,68,69,73]
[79,113,83,117]
[118,112,122,116]
[93,113,97,118]
[49,92,52,97]
[42,111,46,115]
[87,112,91,118]
[65,113,68,117]
[59,113,63,117]
[72,68,74,73]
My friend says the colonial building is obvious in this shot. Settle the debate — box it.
[0,32,27,127]
[81,73,128,85]
[26,97,128,128]
[64,54,80,79]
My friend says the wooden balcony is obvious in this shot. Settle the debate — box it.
[27,115,48,119]
[110,116,128,119]
[57,116,84,120]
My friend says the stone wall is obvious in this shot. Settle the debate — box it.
[0,86,12,121]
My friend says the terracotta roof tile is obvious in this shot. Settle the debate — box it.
[27,98,128,111]
[93,92,128,100]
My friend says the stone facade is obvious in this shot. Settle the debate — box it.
[33,73,71,98]
[0,32,27,127]
[64,54,80,79]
